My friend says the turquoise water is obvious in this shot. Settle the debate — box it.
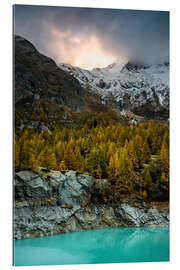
[14,227,169,266]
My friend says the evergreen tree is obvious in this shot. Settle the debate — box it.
[144,167,153,191]
[126,140,139,169]
[14,121,169,201]
[159,139,169,192]
[115,147,134,193]
[38,146,57,170]
[106,155,115,182]
[14,135,20,171]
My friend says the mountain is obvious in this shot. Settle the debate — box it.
[14,35,169,132]
[14,36,88,110]
[59,60,169,119]
[14,36,111,131]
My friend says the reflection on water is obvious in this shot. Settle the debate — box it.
[14,227,169,266]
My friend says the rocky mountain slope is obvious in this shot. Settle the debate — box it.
[14,36,108,131]
[15,36,90,109]
[59,61,169,119]
[14,35,169,132]
[14,168,169,239]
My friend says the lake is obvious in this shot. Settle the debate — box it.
[14,227,169,266]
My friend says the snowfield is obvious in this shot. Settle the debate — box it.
[58,61,169,118]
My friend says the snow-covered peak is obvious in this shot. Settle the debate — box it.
[58,61,169,119]
[91,61,128,78]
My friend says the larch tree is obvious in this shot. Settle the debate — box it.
[159,139,169,191]
[115,147,134,193]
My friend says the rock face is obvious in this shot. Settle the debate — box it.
[15,35,86,110]
[14,35,107,131]
[115,203,169,227]
[14,168,94,207]
[14,169,169,240]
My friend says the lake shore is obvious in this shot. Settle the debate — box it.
[14,227,169,266]
[14,169,169,240]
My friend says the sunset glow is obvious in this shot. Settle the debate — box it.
[15,6,169,68]
[73,37,117,70]
[50,28,117,70]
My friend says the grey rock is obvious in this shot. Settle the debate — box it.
[115,203,145,227]
[59,171,94,207]
[15,171,51,200]
[16,171,38,182]
[115,203,169,228]
[14,169,169,240]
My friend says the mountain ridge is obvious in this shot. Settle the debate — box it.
[14,35,114,131]
[14,35,169,133]
[59,60,169,119]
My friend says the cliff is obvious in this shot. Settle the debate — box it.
[14,168,169,239]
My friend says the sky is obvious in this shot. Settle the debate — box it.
[14,5,169,70]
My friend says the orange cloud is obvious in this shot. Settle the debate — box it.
[47,26,120,69]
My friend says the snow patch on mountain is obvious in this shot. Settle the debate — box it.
[58,61,169,119]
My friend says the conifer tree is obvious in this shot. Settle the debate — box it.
[144,167,153,191]
[14,120,169,200]
[14,135,20,171]
[159,139,169,191]
[114,151,120,178]
[38,146,57,170]
[63,145,77,170]
[31,153,40,173]
[126,140,139,169]
[160,140,169,173]
[86,145,106,178]
[115,147,134,193]
[106,155,115,182]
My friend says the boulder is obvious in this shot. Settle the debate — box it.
[145,206,169,227]
[15,171,51,200]
[14,169,94,207]
[115,203,169,227]
[115,203,145,227]
[58,171,94,207]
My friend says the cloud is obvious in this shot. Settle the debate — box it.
[43,23,120,69]
[14,5,169,69]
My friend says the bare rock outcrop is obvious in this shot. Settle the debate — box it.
[14,169,169,240]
